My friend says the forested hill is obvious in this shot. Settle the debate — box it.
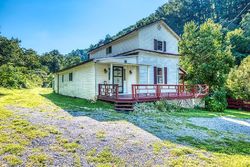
[90,0,250,50]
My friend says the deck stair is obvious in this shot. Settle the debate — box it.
[115,100,135,111]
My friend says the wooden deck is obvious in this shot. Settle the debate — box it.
[98,84,209,103]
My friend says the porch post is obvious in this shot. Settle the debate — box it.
[147,66,150,84]
[110,63,113,84]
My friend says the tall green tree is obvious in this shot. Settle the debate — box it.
[0,36,23,66]
[226,56,250,99]
[179,20,235,111]
[226,28,250,65]
[225,13,250,65]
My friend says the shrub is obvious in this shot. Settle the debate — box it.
[134,100,184,113]
[0,64,43,88]
[206,89,227,112]
[155,100,184,112]
[134,102,158,113]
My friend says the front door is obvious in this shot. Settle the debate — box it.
[113,66,123,93]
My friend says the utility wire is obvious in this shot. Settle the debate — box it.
[227,2,250,28]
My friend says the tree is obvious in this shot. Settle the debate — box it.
[225,13,250,65]
[0,36,23,66]
[179,20,235,111]
[226,56,250,99]
[226,28,250,65]
[40,50,63,73]
[23,49,42,69]
[240,12,250,36]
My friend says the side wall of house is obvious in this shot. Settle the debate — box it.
[90,33,139,59]
[138,53,179,84]
[138,22,179,54]
[55,62,96,100]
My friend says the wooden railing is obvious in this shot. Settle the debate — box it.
[98,84,118,99]
[98,83,209,101]
[227,98,250,111]
[132,84,209,100]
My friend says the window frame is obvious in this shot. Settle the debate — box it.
[69,72,73,81]
[157,68,163,84]
[157,41,163,51]
[106,46,112,54]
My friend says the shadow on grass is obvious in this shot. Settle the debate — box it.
[0,93,7,97]
[42,92,250,156]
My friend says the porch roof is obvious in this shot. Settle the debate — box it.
[95,55,149,66]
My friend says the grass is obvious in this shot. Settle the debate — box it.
[3,155,23,166]
[41,91,113,110]
[0,87,250,166]
[177,136,250,155]
[96,130,106,140]
[170,108,250,119]
[86,147,124,167]
[27,153,50,166]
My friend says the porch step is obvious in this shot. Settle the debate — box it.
[114,101,135,111]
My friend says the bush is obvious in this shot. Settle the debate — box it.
[0,64,43,88]
[206,89,227,112]
[134,102,158,113]
[134,100,184,113]
[155,100,184,112]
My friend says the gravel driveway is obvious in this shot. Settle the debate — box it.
[4,105,250,166]
[189,117,250,136]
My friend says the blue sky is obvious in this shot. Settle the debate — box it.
[0,0,167,54]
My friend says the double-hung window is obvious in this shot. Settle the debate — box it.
[106,46,112,54]
[69,72,73,81]
[154,39,166,52]
[157,68,163,84]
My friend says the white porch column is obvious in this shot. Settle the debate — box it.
[110,63,113,84]
[147,66,150,84]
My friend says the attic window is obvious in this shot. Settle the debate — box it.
[106,46,112,54]
[157,41,163,51]
[154,39,166,52]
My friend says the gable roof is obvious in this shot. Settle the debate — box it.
[55,59,94,73]
[88,19,180,54]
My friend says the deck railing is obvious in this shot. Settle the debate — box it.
[132,84,209,100]
[98,83,209,101]
[98,84,119,100]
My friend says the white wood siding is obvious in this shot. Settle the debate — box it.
[137,53,179,84]
[90,33,139,59]
[55,62,96,99]
[139,22,179,54]
[95,63,109,95]
[123,65,137,94]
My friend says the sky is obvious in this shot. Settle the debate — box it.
[0,0,167,54]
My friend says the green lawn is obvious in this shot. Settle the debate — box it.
[170,108,250,119]
[0,87,249,166]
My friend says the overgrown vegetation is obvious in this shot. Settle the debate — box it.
[0,36,86,88]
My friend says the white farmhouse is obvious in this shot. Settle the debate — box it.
[53,20,208,111]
